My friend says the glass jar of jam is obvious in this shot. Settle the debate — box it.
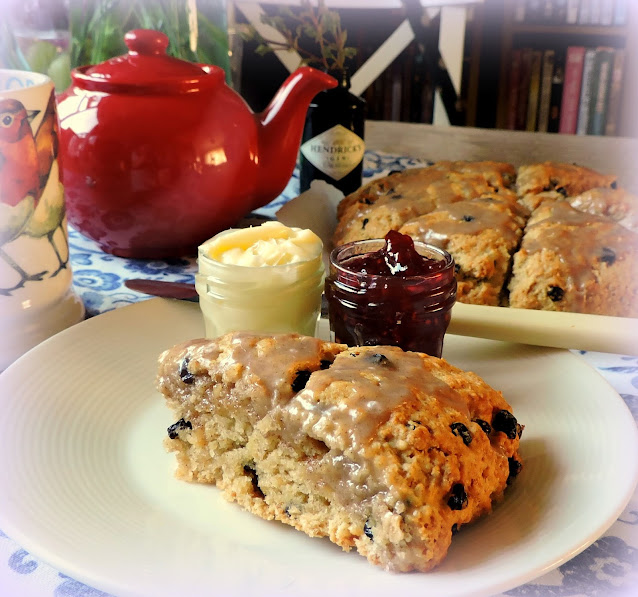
[325,231,456,357]
[195,222,325,338]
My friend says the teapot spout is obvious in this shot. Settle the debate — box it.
[255,66,337,205]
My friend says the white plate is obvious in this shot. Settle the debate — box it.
[0,299,636,597]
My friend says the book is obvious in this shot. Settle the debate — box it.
[554,0,568,23]
[526,50,544,131]
[525,0,543,22]
[506,49,523,130]
[541,0,554,22]
[559,46,586,134]
[600,0,614,25]
[589,0,601,24]
[390,66,402,122]
[537,49,555,132]
[516,48,534,130]
[614,0,628,25]
[548,50,566,133]
[566,0,580,23]
[382,64,393,121]
[588,47,615,135]
[578,0,591,24]
[605,49,626,136]
[400,43,415,122]
[576,48,597,135]
[514,0,526,22]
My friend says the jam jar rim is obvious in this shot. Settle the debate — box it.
[329,238,455,280]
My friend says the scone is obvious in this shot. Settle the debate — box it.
[335,160,516,221]
[333,195,436,246]
[568,187,638,234]
[516,161,617,204]
[518,189,565,212]
[517,185,637,217]
[157,333,523,572]
[399,197,529,306]
[333,161,518,247]
[157,333,345,484]
[508,200,638,316]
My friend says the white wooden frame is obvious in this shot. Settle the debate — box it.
[232,1,483,125]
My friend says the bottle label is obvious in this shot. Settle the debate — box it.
[300,124,365,181]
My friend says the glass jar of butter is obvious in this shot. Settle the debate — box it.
[195,222,325,338]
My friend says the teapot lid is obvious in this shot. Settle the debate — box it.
[72,29,224,94]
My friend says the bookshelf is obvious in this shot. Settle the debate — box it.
[494,0,637,137]
[505,23,630,36]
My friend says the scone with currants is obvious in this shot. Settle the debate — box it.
[157,333,524,572]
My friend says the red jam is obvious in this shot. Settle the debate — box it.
[325,231,457,357]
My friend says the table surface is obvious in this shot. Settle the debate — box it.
[1,148,637,597]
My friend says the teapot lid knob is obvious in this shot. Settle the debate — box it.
[124,29,169,56]
[71,28,225,94]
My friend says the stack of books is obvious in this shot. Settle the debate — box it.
[505,45,626,136]
[512,0,628,25]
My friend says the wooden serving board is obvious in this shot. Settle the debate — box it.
[365,121,638,192]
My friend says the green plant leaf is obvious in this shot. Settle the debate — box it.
[245,0,356,71]
[68,0,231,81]
[302,24,318,40]
[270,16,288,31]
[0,21,31,70]
[322,12,339,36]
[256,44,272,57]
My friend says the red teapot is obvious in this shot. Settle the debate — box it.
[56,29,336,258]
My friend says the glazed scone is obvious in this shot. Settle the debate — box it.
[333,196,436,246]
[508,201,638,316]
[426,159,517,188]
[335,161,516,221]
[568,187,638,234]
[517,185,638,218]
[333,162,519,247]
[399,197,529,306]
[157,334,523,572]
[516,161,617,197]
[157,333,345,484]
[330,159,637,316]
[518,190,565,212]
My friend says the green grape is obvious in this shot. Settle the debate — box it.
[25,40,58,73]
[47,53,71,91]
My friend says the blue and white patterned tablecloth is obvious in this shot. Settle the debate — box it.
[0,153,637,597]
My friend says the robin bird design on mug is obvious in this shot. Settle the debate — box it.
[0,98,40,206]
[0,69,84,370]
[0,88,67,295]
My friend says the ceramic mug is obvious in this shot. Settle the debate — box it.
[0,69,84,370]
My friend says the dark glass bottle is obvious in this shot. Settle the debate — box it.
[299,68,366,195]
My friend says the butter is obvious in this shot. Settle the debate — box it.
[196,222,325,338]
[202,221,322,266]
